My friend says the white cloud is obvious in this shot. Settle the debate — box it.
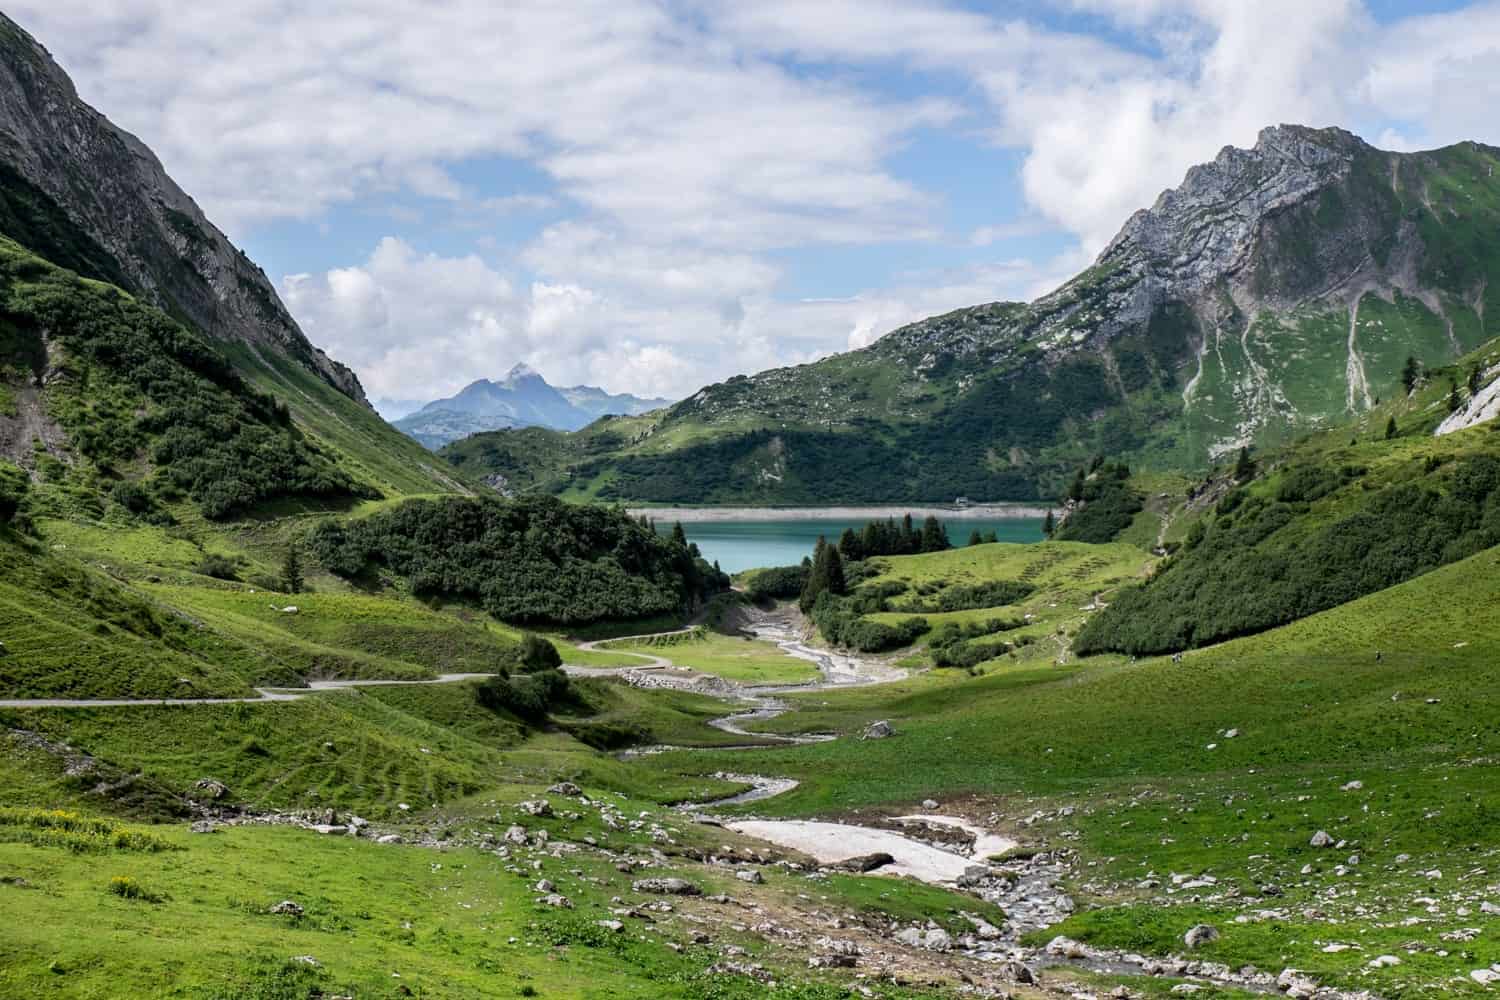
[12,0,1500,404]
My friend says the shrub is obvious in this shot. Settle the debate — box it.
[196,553,240,581]
[107,875,166,903]
[743,564,807,600]
[475,668,572,721]
[0,459,26,522]
[518,633,562,672]
[110,479,154,515]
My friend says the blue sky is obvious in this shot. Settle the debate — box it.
[12,0,1500,413]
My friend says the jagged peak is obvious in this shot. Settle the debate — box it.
[505,362,542,380]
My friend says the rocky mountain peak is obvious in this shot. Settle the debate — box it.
[1096,124,1364,292]
[0,14,369,405]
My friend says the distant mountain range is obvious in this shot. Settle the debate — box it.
[393,365,672,448]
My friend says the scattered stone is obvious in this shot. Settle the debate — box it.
[632,878,701,896]
[1473,969,1500,987]
[377,834,403,845]
[280,606,299,614]
[921,798,939,809]
[1170,986,1202,995]
[547,782,582,797]
[504,825,528,845]
[1309,830,1334,848]
[1481,901,1500,915]
[534,879,555,893]
[808,954,855,969]
[538,893,572,909]
[1368,955,1401,968]
[1046,936,1091,960]
[290,955,319,967]
[998,960,1035,984]
[862,720,894,740]
[189,820,216,834]
[734,870,762,884]
[597,919,624,932]
[517,799,552,817]
[1340,780,1363,792]
[1184,924,1220,949]
[894,927,951,952]
[269,900,304,916]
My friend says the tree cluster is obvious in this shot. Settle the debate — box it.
[834,514,951,562]
[1054,461,1143,544]
[308,495,729,626]
[1076,453,1500,656]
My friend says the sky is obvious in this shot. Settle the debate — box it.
[10,1,1500,415]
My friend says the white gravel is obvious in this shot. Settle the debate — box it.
[725,819,987,885]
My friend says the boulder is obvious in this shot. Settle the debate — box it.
[632,877,701,896]
[597,919,624,932]
[193,778,229,800]
[893,927,951,952]
[538,893,572,909]
[808,953,856,969]
[1184,924,1220,949]
[862,720,894,740]
[504,825,528,845]
[547,782,583,797]
[517,799,553,817]
[921,798,939,809]
[269,900,304,916]
[734,870,763,884]
[1309,830,1334,848]
[189,820,216,834]
[998,961,1036,984]
[833,851,894,873]
[377,833,403,845]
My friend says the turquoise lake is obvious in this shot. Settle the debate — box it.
[660,518,1045,574]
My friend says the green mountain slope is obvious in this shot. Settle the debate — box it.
[454,127,1500,504]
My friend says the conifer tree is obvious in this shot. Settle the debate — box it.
[671,521,688,547]
[280,542,304,594]
[1233,446,1256,482]
[1470,363,1484,396]
[825,545,847,597]
[838,527,864,561]
[1042,510,1055,537]
[1448,379,1462,413]
[800,537,830,612]
[967,529,983,547]
[1401,355,1421,394]
[1385,415,1398,440]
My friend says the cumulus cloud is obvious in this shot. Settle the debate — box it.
[12,0,1500,403]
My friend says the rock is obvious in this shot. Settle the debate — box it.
[965,914,1003,940]
[862,720,894,740]
[193,778,229,800]
[808,953,856,969]
[319,808,337,825]
[377,833,403,845]
[517,799,552,817]
[281,606,299,614]
[189,820,216,834]
[1046,936,1091,959]
[1368,955,1401,968]
[734,870,762,884]
[1184,924,1220,949]
[547,782,582,797]
[1171,986,1202,995]
[1309,830,1334,848]
[998,960,1035,984]
[1340,780,1363,791]
[534,879,555,893]
[290,955,320,967]
[538,893,572,909]
[269,900,304,916]
[632,878,701,896]
[597,919,624,932]
[894,927,951,952]
[504,825,528,845]
[833,851,894,873]
[921,798,939,809]
[1472,968,1500,986]
[1481,901,1500,915]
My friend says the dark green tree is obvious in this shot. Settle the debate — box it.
[1448,379,1462,413]
[280,542,304,594]
[1385,415,1398,440]
[670,521,688,547]
[825,545,848,597]
[800,537,830,613]
[1470,363,1484,396]
[1233,446,1256,482]
[967,529,983,547]
[1067,470,1085,502]
[837,527,864,561]
[1042,509,1055,537]
[1401,355,1421,394]
[920,515,947,552]
[901,514,917,553]
[0,461,28,524]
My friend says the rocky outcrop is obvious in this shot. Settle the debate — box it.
[0,15,369,406]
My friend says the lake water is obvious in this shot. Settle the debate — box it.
[661,518,1045,574]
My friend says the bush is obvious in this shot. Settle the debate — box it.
[475,668,571,721]
[567,719,651,750]
[900,579,1033,613]
[110,479,154,515]
[810,591,929,652]
[106,875,166,903]
[743,564,807,600]
[1055,463,1142,544]
[196,553,240,581]
[518,633,562,672]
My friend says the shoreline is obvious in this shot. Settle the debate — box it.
[628,503,1052,522]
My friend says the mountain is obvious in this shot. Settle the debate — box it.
[394,363,671,448]
[447,125,1500,504]
[0,15,462,498]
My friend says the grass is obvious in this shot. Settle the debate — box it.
[599,627,821,684]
